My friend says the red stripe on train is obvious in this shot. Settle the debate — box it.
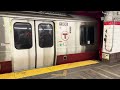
[56,52,98,65]
[104,21,120,25]
[0,61,12,74]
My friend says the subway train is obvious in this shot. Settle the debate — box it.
[0,11,100,74]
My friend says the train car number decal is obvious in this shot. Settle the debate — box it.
[59,22,68,26]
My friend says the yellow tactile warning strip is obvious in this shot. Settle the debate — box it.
[0,60,99,79]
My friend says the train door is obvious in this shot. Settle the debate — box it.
[12,20,35,71]
[11,19,55,72]
[35,21,55,68]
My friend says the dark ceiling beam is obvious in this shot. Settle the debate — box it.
[72,11,103,20]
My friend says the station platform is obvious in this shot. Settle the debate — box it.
[1,60,120,79]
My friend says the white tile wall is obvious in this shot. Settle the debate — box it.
[103,25,120,53]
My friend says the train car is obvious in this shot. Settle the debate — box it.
[0,11,99,74]
[102,11,120,63]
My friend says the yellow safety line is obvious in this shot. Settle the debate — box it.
[0,60,99,79]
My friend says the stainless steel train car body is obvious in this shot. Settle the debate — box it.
[0,12,98,73]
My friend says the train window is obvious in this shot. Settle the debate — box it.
[38,23,53,48]
[80,25,94,45]
[14,22,32,49]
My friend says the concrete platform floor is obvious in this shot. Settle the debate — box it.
[22,61,120,79]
